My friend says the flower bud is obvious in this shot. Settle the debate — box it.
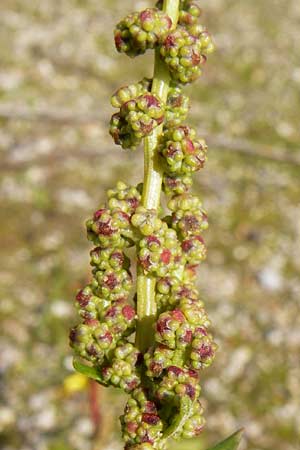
[160,26,211,84]
[160,125,207,176]
[115,9,172,57]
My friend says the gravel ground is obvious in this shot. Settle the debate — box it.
[0,1,299,450]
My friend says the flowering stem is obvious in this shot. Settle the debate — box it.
[136,0,180,352]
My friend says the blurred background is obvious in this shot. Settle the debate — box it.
[1,1,299,450]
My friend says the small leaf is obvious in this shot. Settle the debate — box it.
[206,429,243,450]
[73,358,108,386]
[163,396,193,441]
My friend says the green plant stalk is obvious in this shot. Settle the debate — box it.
[136,0,180,352]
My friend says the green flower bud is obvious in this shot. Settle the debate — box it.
[162,173,193,195]
[111,79,152,108]
[120,94,165,139]
[114,9,172,57]
[144,344,175,377]
[138,225,182,277]
[102,342,141,392]
[179,297,210,327]
[131,207,162,236]
[75,285,107,321]
[168,194,208,238]
[69,321,105,364]
[107,181,142,215]
[181,235,207,265]
[90,246,130,272]
[190,327,217,369]
[86,207,133,248]
[178,1,202,27]
[156,280,198,311]
[155,366,200,403]
[159,125,207,176]
[155,309,188,349]
[93,268,132,302]
[103,299,136,337]
[160,26,211,84]
[121,388,163,448]
[109,112,142,150]
[165,84,189,127]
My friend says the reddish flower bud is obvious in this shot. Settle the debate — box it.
[75,289,91,307]
[142,413,161,425]
[160,248,171,264]
[122,304,136,320]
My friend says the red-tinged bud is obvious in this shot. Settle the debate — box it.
[103,273,118,290]
[180,126,190,136]
[142,413,161,425]
[149,361,163,376]
[69,327,77,344]
[165,34,176,48]
[97,331,113,344]
[144,94,160,108]
[146,236,161,245]
[185,384,196,399]
[139,9,153,22]
[195,326,207,336]
[139,254,152,270]
[172,309,185,323]
[182,239,193,252]
[168,366,184,376]
[114,32,124,51]
[93,209,106,220]
[179,286,193,298]
[156,317,171,335]
[188,369,199,378]
[185,138,195,153]
[83,318,99,327]
[95,219,115,236]
[75,289,91,307]
[141,432,154,444]
[128,197,139,210]
[191,50,201,66]
[198,343,214,359]
[122,304,136,320]
[127,380,139,391]
[160,248,171,264]
[111,250,125,265]
[105,305,117,318]
[182,329,193,343]
[145,401,157,414]
[127,421,139,433]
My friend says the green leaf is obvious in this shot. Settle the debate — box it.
[206,429,244,450]
[73,358,108,386]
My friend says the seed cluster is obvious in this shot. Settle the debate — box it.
[71,2,216,449]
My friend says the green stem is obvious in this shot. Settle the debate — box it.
[136,0,180,352]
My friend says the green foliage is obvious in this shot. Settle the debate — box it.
[206,429,243,450]
[73,358,108,386]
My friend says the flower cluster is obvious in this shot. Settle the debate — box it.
[109,2,214,152]
[115,8,172,57]
[165,84,190,127]
[121,388,164,449]
[110,93,165,150]
[70,183,141,385]
[71,2,217,450]
[159,125,207,177]
[160,26,211,84]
